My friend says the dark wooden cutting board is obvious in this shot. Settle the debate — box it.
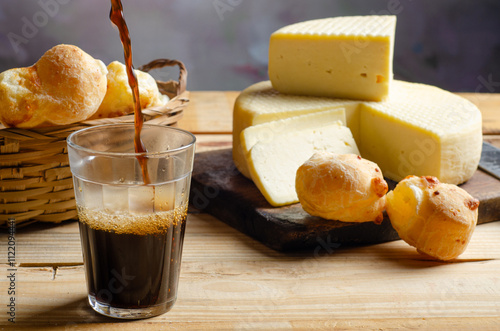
[189,148,500,251]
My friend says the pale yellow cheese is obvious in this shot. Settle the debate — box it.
[359,81,483,184]
[241,109,346,157]
[232,81,359,178]
[247,121,359,206]
[233,80,483,189]
[269,16,396,101]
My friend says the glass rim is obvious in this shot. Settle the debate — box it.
[67,123,196,158]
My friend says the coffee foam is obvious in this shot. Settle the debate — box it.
[77,203,187,236]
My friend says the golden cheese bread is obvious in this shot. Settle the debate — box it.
[0,44,107,128]
[295,152,388,223]
[386,176,479,261]
[89,61,169,119]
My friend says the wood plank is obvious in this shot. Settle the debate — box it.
[2,217,499,328]
[195,133,232,152]
[179,91,238,134]
[0,220,82,267]
[458,93,500,135]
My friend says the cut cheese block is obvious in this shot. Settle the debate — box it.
[269,16,396,101]
[247,121,359,206]
[359,81,483,184]
[233,80,483,187]
[232,81,359,178]
[241,109,346,156]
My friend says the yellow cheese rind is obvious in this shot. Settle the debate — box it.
[247,122,359,206]
[269,16,396,101]
[233,80,483,188]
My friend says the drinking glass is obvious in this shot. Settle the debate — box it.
[67,123,195,319]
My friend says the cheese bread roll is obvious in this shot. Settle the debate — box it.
[0,44,107,128]
[90,61,169,119]
[296,152,388,223]
[386,176,479,261]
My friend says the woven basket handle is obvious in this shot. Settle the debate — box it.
[138,59,187,98]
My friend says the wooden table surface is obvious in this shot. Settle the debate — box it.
[1,91,500,330]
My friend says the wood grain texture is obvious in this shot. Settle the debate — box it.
[1,91,499,329]
[459,93,500,135]
[179,91,239,134]
[1,216,499,328]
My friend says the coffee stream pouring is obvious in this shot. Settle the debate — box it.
[110,0,151,184]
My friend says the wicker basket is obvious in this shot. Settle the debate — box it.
[0,59,189,227]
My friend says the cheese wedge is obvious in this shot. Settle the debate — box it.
[232,81,359,177]
[241,109,346,156]
[269,16,396,101]
[247,121,359,206]
[233,80,482,187]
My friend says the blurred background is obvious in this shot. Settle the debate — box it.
[0,0,499,92]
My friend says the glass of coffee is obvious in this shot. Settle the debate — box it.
[67,123,196,319]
